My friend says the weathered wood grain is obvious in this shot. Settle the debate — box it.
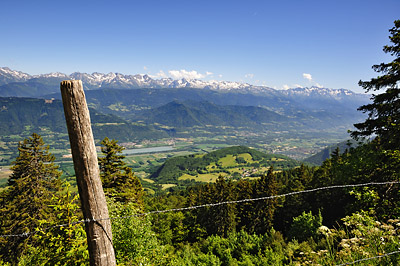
[60,80,116,266]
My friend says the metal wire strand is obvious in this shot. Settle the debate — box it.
[2,180,400,266]
[1,180,398,238]
[335,250,400,266]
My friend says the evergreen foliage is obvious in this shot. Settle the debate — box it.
[274,164,314,233]
[352,20,400,149]
[302,139,358,165]
[0,133,63,263]
[251,167,279,234]
[208,176,237,237]
[288,211,323,242]
[150,145,298,183]
[99,137,143,204]
[18,183,88,265]
[234,179,254,232]
[107,198,171,265]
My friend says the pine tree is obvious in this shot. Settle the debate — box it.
[251,167,278,234]
[351,20,400,149]
[209,175,236,237]
[98,137,143,204]
[350,20,400,219]
[235,179,254,232]
[187,184,212,241]
[8,133,61,186]
[22,183,89,265]
[0,133,62,263]
[274,165,313,234]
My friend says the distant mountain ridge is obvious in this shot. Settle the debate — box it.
[0,67,371,132]
[134,100,288,128]
[0,67,369,101]
[0,67,31,84]
[0,97,167,141]
[0,67,373,162]
[0,67,275,92]
[303,139,359,165]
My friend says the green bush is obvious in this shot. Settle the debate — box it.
[289,211,323,242]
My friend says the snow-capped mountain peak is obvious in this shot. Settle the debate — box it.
[281,86,356,100]
[0,67,31,84]
[0,67,362,98]
[32,72,69,79]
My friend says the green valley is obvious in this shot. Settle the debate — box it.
[148,146,300,190]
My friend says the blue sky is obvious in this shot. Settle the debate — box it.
[1,0,399,92]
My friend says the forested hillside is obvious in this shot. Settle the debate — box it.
[134,100,291,128]
[150,146,299,184]
[302,139,359,165]
[70,87,367,130]
[0,97,167,141]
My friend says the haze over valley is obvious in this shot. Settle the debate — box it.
[0,66,369,164]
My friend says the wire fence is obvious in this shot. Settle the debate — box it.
[1,180,399,239]
[335,250,400,266]
[1,180,400,265]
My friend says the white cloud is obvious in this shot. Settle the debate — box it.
[218,74,223,78]
[294,84,303,88]
[168,69,206,79]
[143,66,148,70]
[282,84,290,90]
[315,82,323,88]
[151,70,168,79]
[303,73,312,81]
[245,73,254,79]
[301,73,324,88]
[151,69,216,80]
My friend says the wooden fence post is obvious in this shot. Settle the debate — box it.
[60,80,116,266]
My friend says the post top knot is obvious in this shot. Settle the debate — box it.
[60,80,83,90]
[61,80,82,85]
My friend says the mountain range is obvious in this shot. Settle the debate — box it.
[0,66,371,119]
[0,67,276,93]
[0,67,369,101]
[0,67,372,152]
